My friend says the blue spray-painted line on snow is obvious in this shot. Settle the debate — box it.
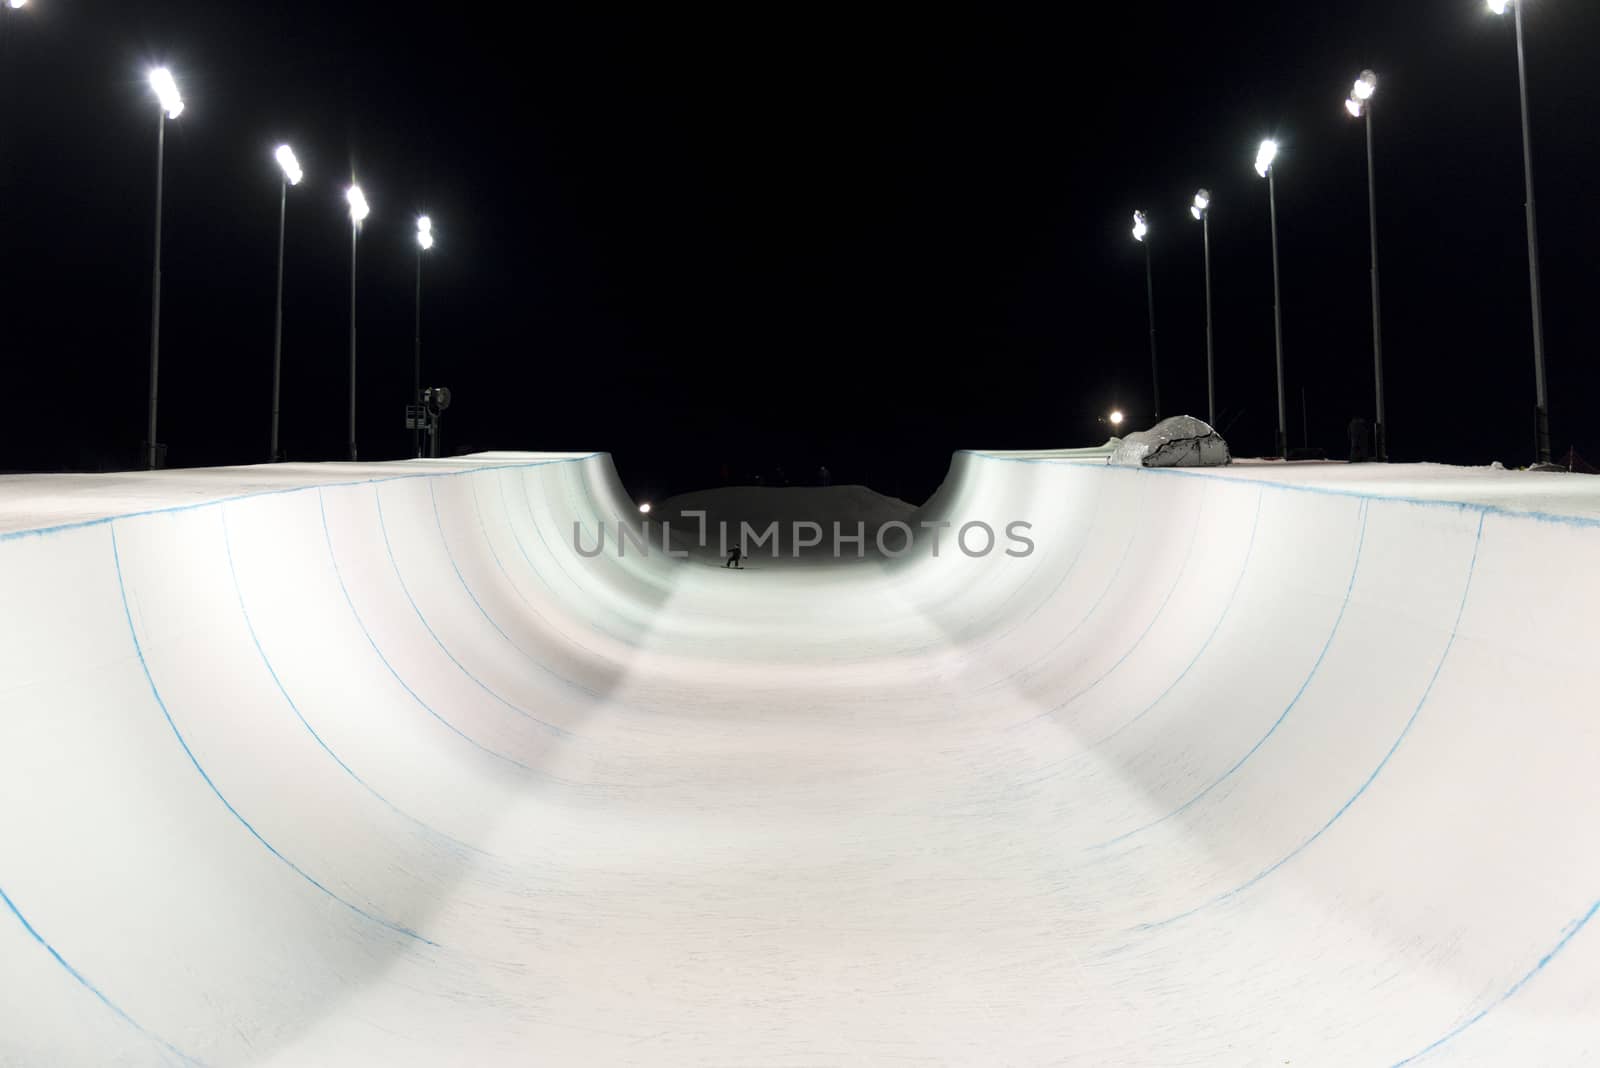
[0,454,603,545]
[1006,486,1210,729]
[1011,488,1266,788]
[1136,510,1486,932]
[218,506,489,859]
[505,468,627,645]
[1094,499,1370,849]
[316,490,548,778]
[469,475,605,666]
[109,525,436,947]
[372,485,570,738]
[427,480,601,698]
[0,882,202,1066]
[1390,895,1600,1066]
[991,488,1153,709]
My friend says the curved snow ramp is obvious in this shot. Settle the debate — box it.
[1,451,1596,1065]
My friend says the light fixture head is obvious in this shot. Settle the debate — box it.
[1191,189,1211,221]
[149,67,184,119]
[1132,210,1149,243]
[417,215,434,250]
[347,184,370,226]
[1488,0,1510,14]
[1109,410,1125,427]
[639,502,652,515]
[1255,139,1279,178]
[1345,97,1365,118]
[1353,70,1378,101]
[274,145,303,186]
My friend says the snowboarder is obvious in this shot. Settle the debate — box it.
[725,544,744,569]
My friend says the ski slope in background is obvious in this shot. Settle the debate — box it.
[1,451,1598,1065]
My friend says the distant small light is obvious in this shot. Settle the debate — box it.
[1131,210,1149,243]
[639,502,652,515]
[1110,410,1125,427]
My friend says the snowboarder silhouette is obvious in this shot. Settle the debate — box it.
[725,544,744,569]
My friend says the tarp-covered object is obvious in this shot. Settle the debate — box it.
[1109,415,1232,468]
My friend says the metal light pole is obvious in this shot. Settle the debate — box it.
[269,146,303,463]
[346,185,369,462]
[414,215,434,458]
[1256,140,1287,459]
[1347,72,1387,460]
[1191,190,1215,427]
[145,68,184,471]
[1489,0,1550,464]
[1132,211,1160,420]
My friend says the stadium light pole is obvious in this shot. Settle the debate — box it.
[414,215,434,458]
[1346,71,1387,461]
[145,67,184,471]
[1191,190,1215,427]
[1488,0,1550,464]
[346,184,369,462]
[269,146,303,463]
[1255,139,1287,459]
[1131,211,1160,420]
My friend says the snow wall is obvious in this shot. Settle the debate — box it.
[1,450,1597,1065]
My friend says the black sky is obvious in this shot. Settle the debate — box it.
[2,2,1597,502]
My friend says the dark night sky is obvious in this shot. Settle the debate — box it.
[2,2,1597,503]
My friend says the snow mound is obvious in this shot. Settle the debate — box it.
[1109,415,1231,468]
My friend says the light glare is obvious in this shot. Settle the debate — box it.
[1488,0,1510,13]
[1131,210,1148,243]
[274,145,303,186]
[149,67,184,119]
[347,184,370,225]
[1191,189,1211,221]
[1109,410,1125,427]
[1353,70,1378,101]
[1255,139,1279,178]
[1346,97,1365,118]
[8,1,29,9]
[639,503,652,515]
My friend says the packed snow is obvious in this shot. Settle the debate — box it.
[1,450,1598,1064]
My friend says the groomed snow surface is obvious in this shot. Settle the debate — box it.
[2,450,1598,1065]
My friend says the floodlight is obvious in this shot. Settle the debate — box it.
[1346,97,1364,118]
[639,503,652,515]
[149,67,184,119]
[1132,210,1148,243]
[1109,410,1125,427]
[347,184,370,225]
[1255,140,1278,178]
[417,215,434,250]
[1191,189,1210,220]
[1488,0,1510,13]
[274,145,303,186]
[7,1,29,9]
[1353,70,1378,101]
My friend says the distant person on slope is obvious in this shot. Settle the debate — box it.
[725,544,744,569]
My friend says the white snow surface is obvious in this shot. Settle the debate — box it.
[2,449,1600,1065]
